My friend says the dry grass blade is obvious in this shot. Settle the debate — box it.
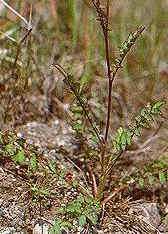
[0,0,32,29]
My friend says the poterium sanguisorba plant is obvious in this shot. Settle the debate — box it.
[53,0,165,203]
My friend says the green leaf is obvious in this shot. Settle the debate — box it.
[128,33,134,42]
[11,23,19,40]
[29,153,37,170]
[146,103,152,112]
[116,132,121,144]
[115,127,124,150]
[40,189,50,196]
[81,74,90,84]
[90,134,99,144]
[159,171,166,184]
[31,186,39,193]
[141,108,147,117]
[49,218,62,234]
[144,113,153,121]
[139,121,150,128]
[148,175,155,185]
[151,101,165,115]
[79,215,87,226]
[121,130,127,151]
[73,113,83,121]
[147,114,154,121]
[48,162,56,172]
[0,135,2,145]
[118,127,124,135]
[85,211,98,225]
[135,115,142,123]
[67,74,73,82]
[134,128,141,137]
[32,186,50,196]
[58,206,66,214]
[12,150,25,163]
[84,196,93,204]
[60,220,72,228]
[72,123,83,131]
[114,58,120,65]
[151,109,160,115]
[126,130,133,145]
[79,74,91,93]
[48,219,72,233]
[138,177,144,187]
[48,225,61,234]
[152,101,165,109]
[153,160,168,169]
[140,106,153,121]
[66,202,82,213]
[94,201,101,212]
[5,143,15,154]
[116,142,121,151]
[71,105,83,113]
[58,171,65,179]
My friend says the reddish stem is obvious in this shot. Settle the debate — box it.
[104,0,113,142]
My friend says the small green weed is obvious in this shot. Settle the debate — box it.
[126,157,168,188]
[49,1,166,231]
[49,195,100,233]
[0,130,37,169]
[53,0,166,201]
[48,218,72,234]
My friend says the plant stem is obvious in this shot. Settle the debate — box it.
[97,174,107,200]
[104,0,113,142]
[52,64,102,143]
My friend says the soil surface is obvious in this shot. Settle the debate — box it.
[0,117,168,233]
